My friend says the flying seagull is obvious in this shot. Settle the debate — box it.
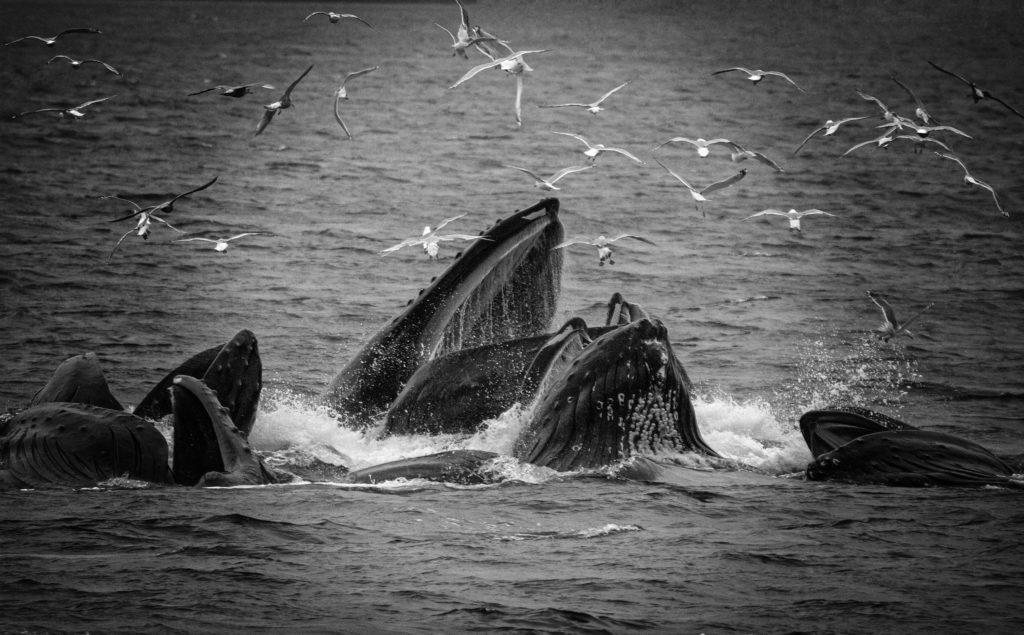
[381,214,489,259]
[712,66,805,92]
[505,164,593,191]
[744,208,835,232]
[304,11,372,28]
[255,63,314,135]
[934,151,1006,216]
[47,55,121,76]
[866,290,933,342]
[12,95,116,120]
[551,131,644,164]
[189,83,275,98]
[792,116,871,155]
[539,81,631,114]
[175,233,272,252]
[554,234,655,266]
[333,65,379,139]
[654,158,746,217]
[3,28,101,47]
[927,60,1024,119]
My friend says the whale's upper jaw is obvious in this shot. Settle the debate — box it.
[324,198,564,421]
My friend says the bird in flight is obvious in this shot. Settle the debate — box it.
[653,136,738,157]
[553,234,655,266]
[890,73,937,125]
[505,164,593,191]
[712,66,805,92]
[333,65,379,140]
[3,28,101,47]
[792,116,871,155]
[256,64,314,135]
[927,60,1024,119]
[104,177,218,257]
[744,208,835,232]
[381,214,488,259]
[933,151,1006,216]
[47,55,121,76]
[866,290,933,342]
[654,158,746,217]
[175,233,272,252]
[539,81,631,114]
[12,95,116,120]
[551,131,644,164]
[304,11,373,28]
[189,83,275,98]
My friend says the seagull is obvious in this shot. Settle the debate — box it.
[539,81,631,114]
[303,11,373,28]
[856,89,902,125]
[104,176,218,223]
[744,208,835,232]
[553,234,656,266]
[792,116,871,155]
[866,290,933,342]
[505,164,593,191]
[434,0,495,59]
[12,95,115,120]
[175,233,272,252]
[2,28,101,47]
[712,66,805,92]
[934,151,1006,216]
[927,60,1024,119]
[255,63,314,136]
[47,55,121,76]
[333,65,378,139]
[107,210,185,259]
[380,214,489,259]
[653,136,739,157]
[654,158,746,217]
[890,74,937,125]
[188,83,275,98]
[880,121,971,140]
[449,49,549,127]
[551,131,644,164]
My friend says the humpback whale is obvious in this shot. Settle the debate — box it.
[0,330,276,489]
[800,407,1018,487]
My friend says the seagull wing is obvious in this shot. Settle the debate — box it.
[867,292,899,326]
[765,70,804,92]
[700,169,747,195]
[381,237,425,254]
[608,234,656,246]
[797,209,834,217]
[341,14,373,28]
[77,95,115,110]
[793,125,826,155]
[594,80,630,105]
[255,108,276,135]
[224,232,272,242]
[748,151,784,172]
[968,178,1004,214]
[108,228,136,259]
[987,94,1024,120]
[341,65,379,89]
[449,57,503,88]
[175,237,218,244]
[47,54,73,64]
[711,67,753,76]
[896,302,934,332]
[86,59,121,75]
[549,165,593,183]
[334,99,353,140]
[55,28,101,39]
[435,22,457,44]
[188,86,219,96]
[605,146,644,164]
[745,209,786,220]
[552,239,590,250]
[653,136,694,150]
[538,102,589,109]
[841,135,890,157]
[514,73,523,127]
[934,151,969,175]
[927,60,973,87]
[168,176,218,206]
[432,213,468,233]
[436,233,488,243]
[282,63,314,100]
[654,158,697,192]
[304,12,328,21]
[550,131,593,149]
[506,164,545,182]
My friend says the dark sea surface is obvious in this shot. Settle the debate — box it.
[1,1,1023,633]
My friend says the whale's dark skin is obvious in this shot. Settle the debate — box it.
[800,407,1018,487]
[0,403,174,489]
[28,352,124,411]
[0,330,273,489]
[324,198,565,422]
[134,329,263,436]
[514,317,719,471]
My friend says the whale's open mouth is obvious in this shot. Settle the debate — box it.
[324,198,564,420]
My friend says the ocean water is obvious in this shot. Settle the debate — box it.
[1,1,1023,633]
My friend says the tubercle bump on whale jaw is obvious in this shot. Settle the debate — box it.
[321,198,564,422]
